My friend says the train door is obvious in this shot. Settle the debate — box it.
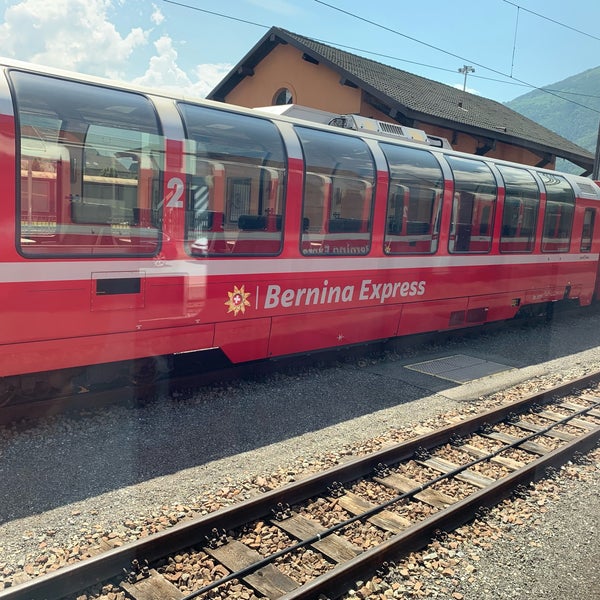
[580,207,595,253]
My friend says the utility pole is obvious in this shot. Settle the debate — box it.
[458,65,475,92]
[593,117,600,180]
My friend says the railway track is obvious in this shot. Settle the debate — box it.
[2,372,600,600]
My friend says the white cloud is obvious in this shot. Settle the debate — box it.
[133,35,232,98]
[0,1,230,98]
[0,0,147,77]
[151,4,165,26]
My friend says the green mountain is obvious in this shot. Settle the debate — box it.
[505,66,600,172]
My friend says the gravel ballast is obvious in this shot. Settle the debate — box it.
[1,307,600,597]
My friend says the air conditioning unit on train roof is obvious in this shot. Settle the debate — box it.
[329,114,452,149]
[254,105,452,149]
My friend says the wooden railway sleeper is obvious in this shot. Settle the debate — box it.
[182,405,600,599]
[278,428,600,600]
[3,386,598,600]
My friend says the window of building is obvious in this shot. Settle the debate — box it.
[295,126,375,256]
[13,71,162,257]
[273,88,293,105]
[178,104,287,256]
[380,143,443,254]
[446,156,497,254]
[497,165,539,253]
[540,173,575,253]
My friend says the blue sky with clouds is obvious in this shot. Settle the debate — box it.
[0,0,598,104]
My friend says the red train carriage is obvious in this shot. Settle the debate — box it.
[1,59,600,401]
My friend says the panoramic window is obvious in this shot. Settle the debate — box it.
[497,165,539,253]
[446,156,497,254]
[179,104,287,256]
[295,126,375,256]
[380,143,443,254]
[540,173,575,253]
[13,71,162,257]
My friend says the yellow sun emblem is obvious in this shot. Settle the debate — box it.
[225,285,251,316]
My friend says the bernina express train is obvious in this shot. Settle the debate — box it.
[1,58,600,403]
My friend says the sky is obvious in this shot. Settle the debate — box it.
[0,0,598,105]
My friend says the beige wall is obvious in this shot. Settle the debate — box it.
[225,44,362,114]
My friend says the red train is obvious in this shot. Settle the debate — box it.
[1,58,600,403]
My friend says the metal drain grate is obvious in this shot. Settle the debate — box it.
[405,354,511,383]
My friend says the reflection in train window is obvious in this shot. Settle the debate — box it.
[446,156,497,254]
[380,143,443,255]
[540,173,575,253]
[498,165,539,253]
[178,104,287,256]
[13,70,162,256]
[295,126,375,256]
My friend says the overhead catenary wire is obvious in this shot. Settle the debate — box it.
[313,0,600,115]
[501,0,600,43]
[161,0,600,109]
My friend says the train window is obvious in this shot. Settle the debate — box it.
[295,126,375,256]
[580,208,595,253]
[380,143,443,254]
[178,104,286,256]
[446,156,497,254]
[540,173,575,253]
[497,165,539,253]
[12,70,162,257]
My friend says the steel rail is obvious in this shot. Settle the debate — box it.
[179,399,600,599]
[278,414,600,598]
[1,372,598,600]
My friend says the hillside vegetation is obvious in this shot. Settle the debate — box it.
[506,66,600,171]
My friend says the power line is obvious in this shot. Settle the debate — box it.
[161,1,600,105]
[313,0,600,115]
[501,0,600,43]
[162,1,268,29]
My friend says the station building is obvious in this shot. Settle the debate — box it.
[208,27,594,174]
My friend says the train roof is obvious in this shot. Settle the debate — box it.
[0,56,598,198]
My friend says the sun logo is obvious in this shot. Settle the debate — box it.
[225,285,251,316]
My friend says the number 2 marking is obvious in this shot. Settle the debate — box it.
[166,176,184,208]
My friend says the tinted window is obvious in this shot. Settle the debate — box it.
[13,71,162,257]
[295,127,375,256]
[380,143,443,254]
[540,173,574,253]
[446,156,497,254]
[498,165,539,253]
[178,104,286,256]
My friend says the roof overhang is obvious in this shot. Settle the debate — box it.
[208,27,594,175]
[208,31,288,101]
